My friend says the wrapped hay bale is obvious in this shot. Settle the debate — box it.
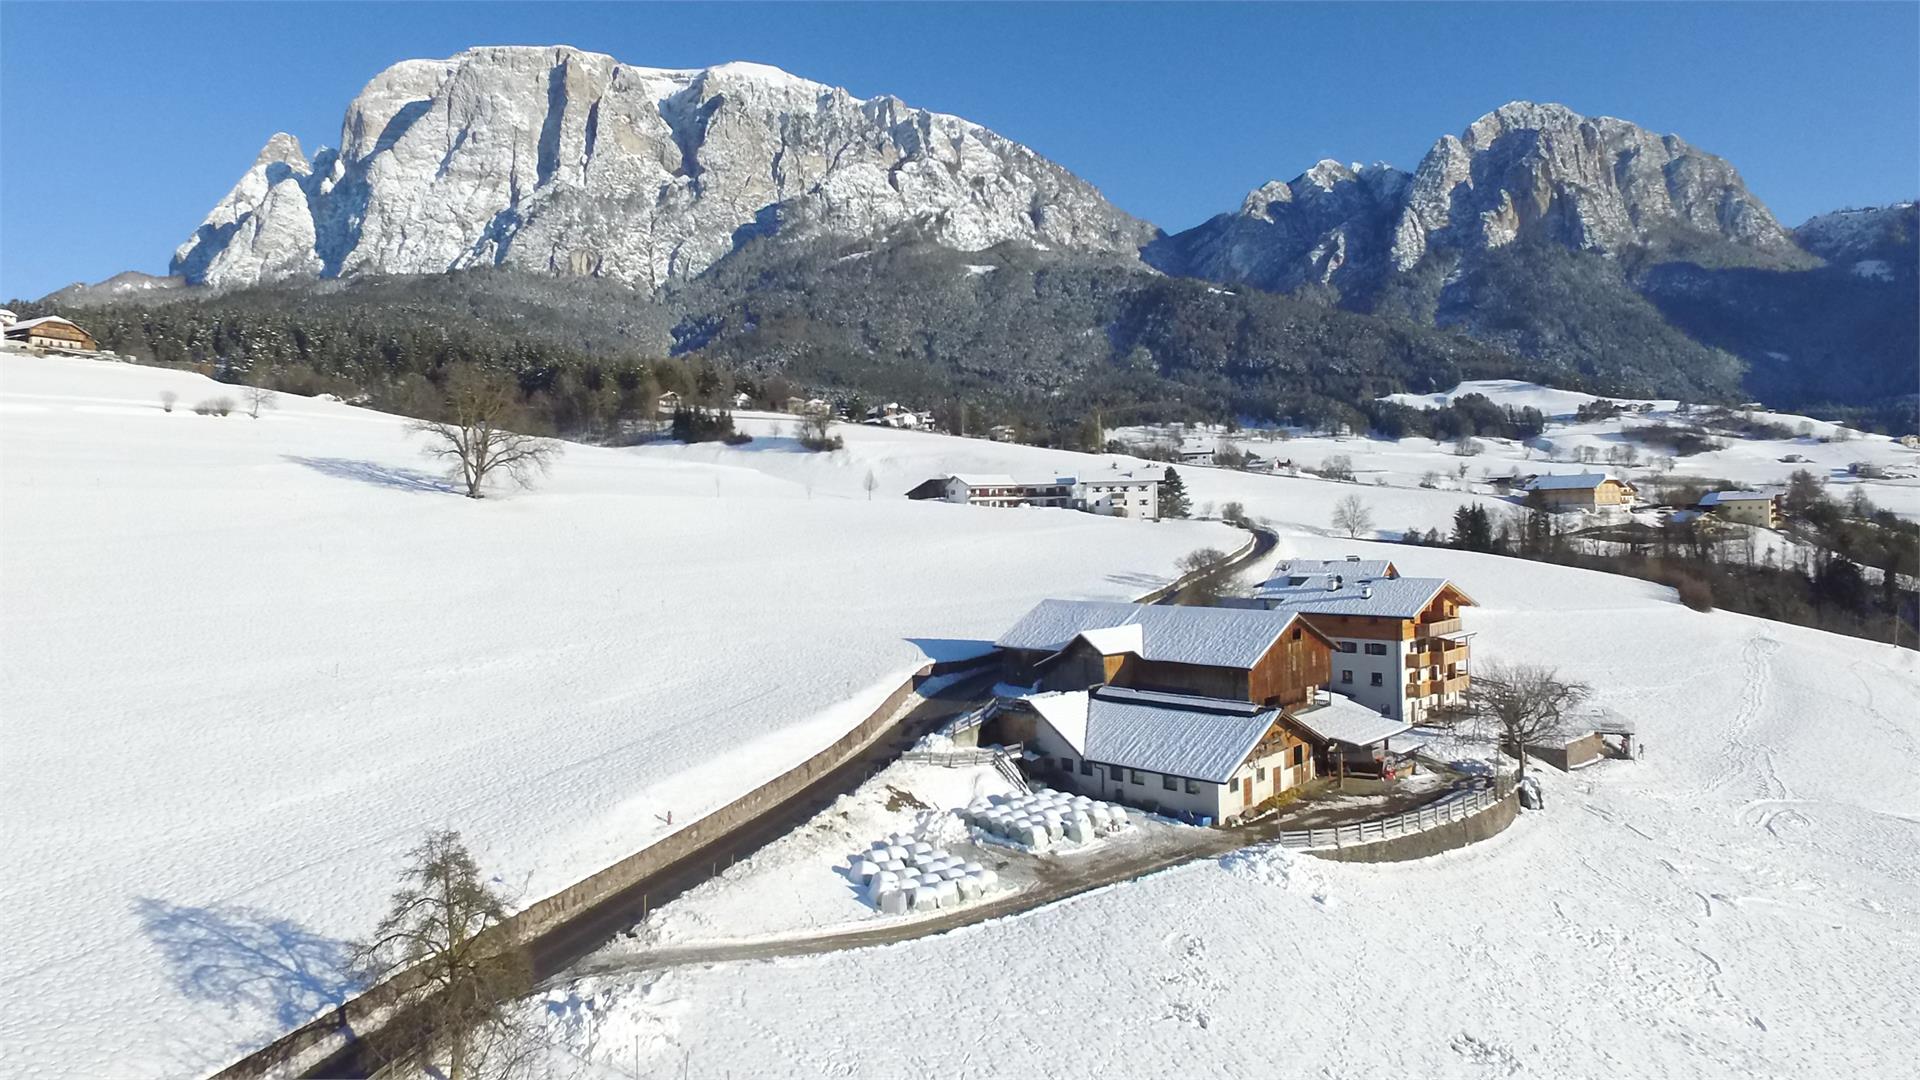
[880,887,908,915]
[908,884,934,910]
[961,861,984,875]
[1064,815,1091,845]
[955,875,981,901]
[940,867,966,882]
[853,858,879,884]
[935,879,960,906]
[974,868,999,889]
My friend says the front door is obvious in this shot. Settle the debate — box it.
[1242,777,1253,808]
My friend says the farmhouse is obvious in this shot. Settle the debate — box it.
[656,390,683,415]
[905,467,1162,519]
[997,599,1334,706]
[4,315,97,352]
[1522,471,1636,511]
[1699,489,1782,528]
[1229,557,1476,724]
[989,599,1410,820]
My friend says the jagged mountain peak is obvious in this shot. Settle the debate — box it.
[1151,101,1802,295]
[173,46,1154,289]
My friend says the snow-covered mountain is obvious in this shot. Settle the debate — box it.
[1150,101,1802,293]
[172,46,1156,289]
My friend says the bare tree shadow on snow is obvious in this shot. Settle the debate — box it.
[133,897,361,1030]
[1104,571,1168,591]
[283,455,454,494]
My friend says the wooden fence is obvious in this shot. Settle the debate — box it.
[1276,773,1515,850]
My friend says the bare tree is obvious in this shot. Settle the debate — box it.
[1466,660,1591,779]
[158,390,177,413]
[864,468,879,500]
[354,830,534,1080]
[1174,547,1233,606]
[410,370,561,499]
[1331,494,1373,538]
[243,385,277,419]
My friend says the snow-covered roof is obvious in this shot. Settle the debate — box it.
[1076,624,1143,656]
[997,599,1314,670]
[948,473,1017,487]
[1023,689,1090,754]
[1526,472,1622,491]
[5,316,81,334]
[1253,575,1469,620]
[1700,489,1780,506]
[1079,687,1278,783]
[1291,693,1411,747]
[1274,553,1397,580]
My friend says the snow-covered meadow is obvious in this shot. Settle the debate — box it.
[0,354,1237,1078]
[533,537,1920,1079]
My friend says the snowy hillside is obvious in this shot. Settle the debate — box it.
[0,355,1235,1078]
[531,536,1920,1079]
[1119,379,1920,523]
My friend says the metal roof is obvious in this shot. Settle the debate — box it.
[1526,472,1619,491]
[1269,558,1397,585]
[996,599,1310,670]
[1700,489,1780,506]
[1080,687,1278,783]
[1252,575,1463,620]
[1291,693,1411,747]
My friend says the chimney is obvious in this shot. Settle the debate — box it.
[1362,585,1373,599]
[1327,574,1342,592]
[1346,554,1361,562]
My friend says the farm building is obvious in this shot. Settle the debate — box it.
[1522,472,1636,511]
[905,467,1162,519]
[996,599,1334,708]
[5,316,97,352]
[1698,489,1782,528]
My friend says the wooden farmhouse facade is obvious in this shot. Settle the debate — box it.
[5,316,97,352]
[991,599,1406,822]
[1231,558,1477,725]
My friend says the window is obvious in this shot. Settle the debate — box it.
[1365,643,1388,656]
[1291,744,1305,767]
[1229,777,1240,792]
[1339,642,1358,653]
[1059,756,1074,772]
[1162,775,1177,791]
[1256,767,1266,781]
[1185,779,1199,794]
[1080,760,1093,776]
[1130,769,1145,785]
[1341,670,1353,684]
[1292,628,1301,640]
[1370,672,1384,687]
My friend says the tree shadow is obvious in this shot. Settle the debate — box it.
[283,455,454,494]
[133,897,361,1030]
[1104,571,1168,590]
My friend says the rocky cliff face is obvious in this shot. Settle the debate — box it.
[1152,101,1802,292]
[173,46,1156,288]
[1143,160,1408,295]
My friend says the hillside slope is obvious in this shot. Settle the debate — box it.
[0,353,1234,1078]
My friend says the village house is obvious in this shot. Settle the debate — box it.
[1228,557,1476,725]
[988,599,1409,820]
[730,391,753,409]
[863,402,933,430]
[1521,471,1637,511]
[4,315,97,352]
[905,467,1163,519]
[987,424,1019,443]
[655,390,684,415]
[1698,489,1782,528]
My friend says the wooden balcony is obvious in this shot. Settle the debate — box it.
[1407,674,1473,698]
[1406,642,1470,670]
[1420,617,1463,636]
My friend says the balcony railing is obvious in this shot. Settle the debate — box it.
[1420,617,1463,636]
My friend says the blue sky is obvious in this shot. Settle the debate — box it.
[2,1,1915,299]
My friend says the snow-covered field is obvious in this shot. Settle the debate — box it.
[0,355,1237,1079]
[532,537,1920,1079]
[1117,379,1920,523]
